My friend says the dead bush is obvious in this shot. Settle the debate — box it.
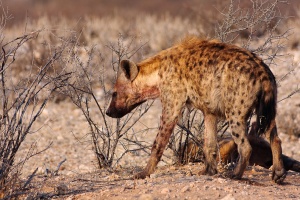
[0,11,75,199]
[58,34,158,169]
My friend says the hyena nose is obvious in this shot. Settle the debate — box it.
[106,109,111,116]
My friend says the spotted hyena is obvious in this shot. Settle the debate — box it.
[106,36,286,183]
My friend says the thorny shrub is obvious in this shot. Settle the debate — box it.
[0,6,76,199]
[59,34,157,169]
[0,33,73,200]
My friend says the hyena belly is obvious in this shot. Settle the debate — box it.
[185,64,258,119]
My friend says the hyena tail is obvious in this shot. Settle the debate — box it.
[256,79,277,135]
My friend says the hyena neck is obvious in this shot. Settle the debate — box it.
[134,71,160,100]
[135,56,161,100]
[140,85,160,100]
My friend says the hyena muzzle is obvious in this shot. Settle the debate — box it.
[106,36,286,183]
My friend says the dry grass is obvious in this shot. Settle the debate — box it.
[0,0,300,198]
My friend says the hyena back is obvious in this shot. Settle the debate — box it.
[106,36,286,183]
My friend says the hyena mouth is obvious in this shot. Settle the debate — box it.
[127,100,147,113]
[106,100,147,118]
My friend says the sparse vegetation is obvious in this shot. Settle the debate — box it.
[58,34,156,169]
[0,27,73,200]
[0,0,299,198]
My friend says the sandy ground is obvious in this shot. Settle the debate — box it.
[23,162,300,200]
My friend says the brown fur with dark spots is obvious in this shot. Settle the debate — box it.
[218,137,300,173]
[106,35,286,183]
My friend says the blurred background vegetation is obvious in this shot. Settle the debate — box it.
[3,0,300,27]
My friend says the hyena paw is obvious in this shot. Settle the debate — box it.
[198,166,218,176]
[133,170,149,179]
[222,170,242,180]
[272,168,287,184]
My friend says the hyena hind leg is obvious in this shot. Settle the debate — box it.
[229,120,252,179]
[199,114,218,176]
[265,120,286,184]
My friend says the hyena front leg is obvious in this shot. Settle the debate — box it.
[199,113,218,175]
[133,114,177,179]
[265,120,286,184]
[229,119,252,179]
[134,97,185,179]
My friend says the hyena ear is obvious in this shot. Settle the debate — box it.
[120,60,139,81]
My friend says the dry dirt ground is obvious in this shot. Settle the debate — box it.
[25,163,300,200]
[16,50,300,199]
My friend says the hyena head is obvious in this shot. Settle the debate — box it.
[106,60,146,118]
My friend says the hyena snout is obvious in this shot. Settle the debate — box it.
[105,106,127,118]
[105,108,116,118]
[106,99,146,118]
[106,92,129,118]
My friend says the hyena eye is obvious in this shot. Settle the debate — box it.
[112,92,117,98]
